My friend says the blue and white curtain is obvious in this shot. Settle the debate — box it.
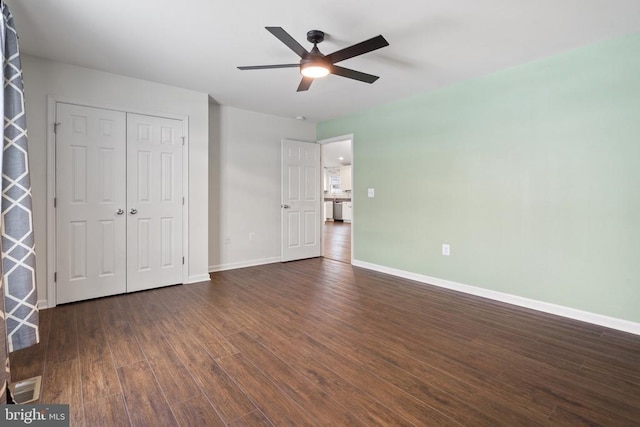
[0,1,39,402]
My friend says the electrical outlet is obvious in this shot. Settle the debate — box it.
[368,188,375,198]
[249,232,255,241]
[442,244,450,256]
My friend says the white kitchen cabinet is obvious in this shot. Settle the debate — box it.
[325,201,333,220]
[340,165,352,191]
[343,201,352,222]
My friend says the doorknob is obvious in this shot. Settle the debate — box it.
[129,208,138,215]
[116,208,124,215]
[282,204,290,209]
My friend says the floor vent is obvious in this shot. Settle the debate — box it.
[9,376,42,404]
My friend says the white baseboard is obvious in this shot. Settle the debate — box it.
[352,259,640,336]
[186,274,211,284]
[209,257,281,273]
[37,299,49,310]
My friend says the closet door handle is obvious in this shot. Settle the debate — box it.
[116,208,124,215]
[129,208,138,215]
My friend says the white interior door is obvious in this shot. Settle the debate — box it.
[56,103,127,304]
[126,113,183,292]
[281,139,322,262]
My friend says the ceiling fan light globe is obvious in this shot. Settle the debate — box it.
[301,64,330,78]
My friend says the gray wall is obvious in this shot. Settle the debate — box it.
[209,106,316,270]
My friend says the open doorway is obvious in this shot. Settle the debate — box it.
[320,136,353,263]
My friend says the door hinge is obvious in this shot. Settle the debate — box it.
[181,136,185,146]
[54,272,57,282]
[53,197,56,208]
[182,197,185,205]
[182,257,185,265]
[54,122,61,134]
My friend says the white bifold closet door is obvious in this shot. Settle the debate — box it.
[126,113,183,292]
[56,103,183,304]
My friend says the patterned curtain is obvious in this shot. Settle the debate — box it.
[0,1,39,403]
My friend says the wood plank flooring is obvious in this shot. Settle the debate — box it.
[323,220,350,263]
[10,258,640,426]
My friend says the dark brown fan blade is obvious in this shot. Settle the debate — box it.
[266,27,309,58]
[331,65,379,83]
[238,64,299,70]
[297,77,313,92]
[325,35,389,64]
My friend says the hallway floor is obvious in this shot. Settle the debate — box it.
[323,220,351,263]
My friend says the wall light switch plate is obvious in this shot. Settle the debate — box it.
[368,188,375,198]
[442,244,450,256]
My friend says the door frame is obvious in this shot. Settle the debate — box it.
[46,95,190,308]
[318,134,354,264]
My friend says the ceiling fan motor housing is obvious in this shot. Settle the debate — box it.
[301,45,328,64]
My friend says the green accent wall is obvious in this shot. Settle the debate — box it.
[318,33,640,323]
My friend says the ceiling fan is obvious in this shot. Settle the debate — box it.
[238,27,389,92]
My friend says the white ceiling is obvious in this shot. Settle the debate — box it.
[322,139,352,168]
[7,0,640,122]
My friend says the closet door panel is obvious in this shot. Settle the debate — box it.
[56,103,127,304]
[126,113,183,292]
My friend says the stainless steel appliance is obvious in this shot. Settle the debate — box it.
[333,200,343,221]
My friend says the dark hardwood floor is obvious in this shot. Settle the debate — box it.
[323,220,351,263]
[10,258,640,426]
